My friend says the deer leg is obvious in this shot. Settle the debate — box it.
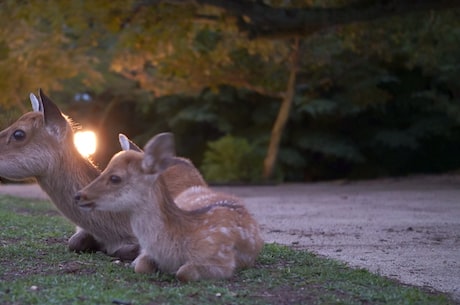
[68,227,102,253]
[176,262,235,282]
[132,252,157,273]
[112,244,140,261]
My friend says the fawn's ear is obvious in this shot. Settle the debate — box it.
[38,89,68,139]
[119,134,143,152]
[142,132,175,174]
[30,93,43,112]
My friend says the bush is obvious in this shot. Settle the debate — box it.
[200,135,263,183]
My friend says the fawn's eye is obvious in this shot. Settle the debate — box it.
[12,129,26,141]
[109,175,122,184]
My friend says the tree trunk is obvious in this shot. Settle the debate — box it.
[263,39,299,179]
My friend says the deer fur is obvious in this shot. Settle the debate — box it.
[75,133,264,281]
[0,90,207,260]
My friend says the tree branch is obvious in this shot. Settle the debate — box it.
[139,0,460,39]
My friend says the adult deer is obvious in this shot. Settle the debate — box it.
[75,133,264,281]
[0,90,206,260]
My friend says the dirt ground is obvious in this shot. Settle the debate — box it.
[1,175,459,301]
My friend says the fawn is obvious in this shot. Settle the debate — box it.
[75,132,264,281]
[0,90,207,260]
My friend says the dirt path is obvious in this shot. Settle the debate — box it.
[1,175,459,300]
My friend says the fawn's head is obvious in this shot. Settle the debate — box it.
[0,90,73,180]
[75,132,175,212]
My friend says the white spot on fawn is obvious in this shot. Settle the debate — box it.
[204,236,215,244]
[219,227,230,236]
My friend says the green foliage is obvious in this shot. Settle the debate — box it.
[0,1,460,181]
[201,135,263,183]
[118,57,460,182]
[296,98,338,117]
[279,61,460,180]
[297,132,365,163]
[193,28,222,54]
[0,1,104,106]
[128,85,276,170]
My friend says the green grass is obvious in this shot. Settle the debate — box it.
[0,195,457,305]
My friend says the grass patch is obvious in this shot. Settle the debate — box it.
[0,195,457,305]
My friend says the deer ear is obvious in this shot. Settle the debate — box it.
[30,93,43,112]
[142,132,175,174]
[38,89,68,139]
[119,134,143,152]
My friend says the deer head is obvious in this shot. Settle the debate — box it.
[0,89,74,180]
[75,133,174,212]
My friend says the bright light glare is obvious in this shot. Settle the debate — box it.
[74,130,97,157]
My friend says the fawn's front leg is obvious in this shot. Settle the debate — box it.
[132,252,158,273]
[175,261,235,282]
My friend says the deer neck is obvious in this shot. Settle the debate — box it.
[36,148,100,220]
[131,176,194,244]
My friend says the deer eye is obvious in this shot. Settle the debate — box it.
[109,175,122,184]
[12,129,26,141]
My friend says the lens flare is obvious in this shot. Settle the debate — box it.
[74,130,97,157]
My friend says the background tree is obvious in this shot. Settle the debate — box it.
[0,1,103,108]
[0,0,459,181]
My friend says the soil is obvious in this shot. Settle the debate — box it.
[1,174,459,301]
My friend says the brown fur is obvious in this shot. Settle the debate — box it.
[75,133,264,281]
[0,91,207,260]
